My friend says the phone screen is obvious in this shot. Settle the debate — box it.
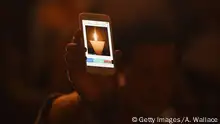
[82,20,114,68]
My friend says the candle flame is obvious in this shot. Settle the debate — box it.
[93,29,98,41]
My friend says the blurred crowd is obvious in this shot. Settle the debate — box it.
[1,0,220,123]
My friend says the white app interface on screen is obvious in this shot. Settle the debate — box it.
[82,20,114,68]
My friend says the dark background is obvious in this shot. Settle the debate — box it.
[86,26,110,56]
[1,0,220,123]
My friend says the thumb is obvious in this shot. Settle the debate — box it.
[114,50,123,73]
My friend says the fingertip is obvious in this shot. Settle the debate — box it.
[114,50,122,58]
[114,50,122,54]
[84,47,87,52]
[65,43,77,52]
[67,42,77,46]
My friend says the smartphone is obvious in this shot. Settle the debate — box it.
[79,13,115,75]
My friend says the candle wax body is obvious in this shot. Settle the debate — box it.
[90,40,105,55]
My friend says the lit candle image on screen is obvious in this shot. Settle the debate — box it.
[90,29,105,55]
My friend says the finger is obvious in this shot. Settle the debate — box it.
[114,50,123,72]
[65,42,84,53]
[73,29,83,47]
[68,30,85,53]
[65,59,86,79]
[65,51,86,67]
[65,42,77,52]
[65,54,85,66]
[64,47,86,70]
[65,46,86,63]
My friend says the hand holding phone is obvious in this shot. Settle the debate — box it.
[65,13,122,104]
[79,13,115,75]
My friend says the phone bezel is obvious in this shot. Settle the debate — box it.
[79,13,115,75]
